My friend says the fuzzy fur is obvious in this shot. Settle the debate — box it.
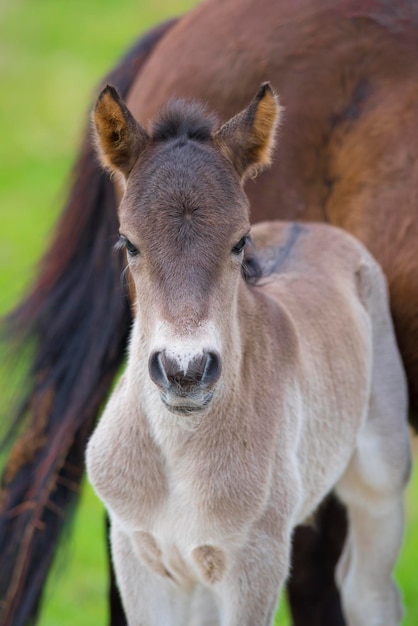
[87,90,411,626]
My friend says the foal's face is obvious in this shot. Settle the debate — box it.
[119,139,250,414]
[93,83,280,415]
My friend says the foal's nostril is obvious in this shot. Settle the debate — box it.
[148,351,169,389]
[201,351,221,387]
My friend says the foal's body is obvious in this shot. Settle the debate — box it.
[85,83,410,626]
[87,218,410,625]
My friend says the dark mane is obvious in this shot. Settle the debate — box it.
[243,224,304,285]
[151,99,218,142]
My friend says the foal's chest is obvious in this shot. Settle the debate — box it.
[124,448,234,587]
[112,418,269,587]
[140,489,223,585]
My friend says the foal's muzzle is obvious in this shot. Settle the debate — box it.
[148,350,221,414]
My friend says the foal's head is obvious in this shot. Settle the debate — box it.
[93,83,280,415]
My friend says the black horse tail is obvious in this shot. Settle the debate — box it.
[0,18,176,626]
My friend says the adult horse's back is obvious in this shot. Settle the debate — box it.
[1,1,417,625]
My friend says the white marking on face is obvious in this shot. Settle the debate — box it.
[150,319,222,375]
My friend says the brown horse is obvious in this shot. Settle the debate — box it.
[1,1,417,625]
[87,83,409,626]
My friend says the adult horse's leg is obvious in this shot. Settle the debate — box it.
[287,496,347,626]
[106,515,128,626]
[0,19,176,626]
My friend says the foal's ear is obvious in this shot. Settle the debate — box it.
[92,85,149,178]
[214,83,281,180]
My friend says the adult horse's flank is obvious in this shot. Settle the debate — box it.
[86,84,410,626]
[1,1,418,625]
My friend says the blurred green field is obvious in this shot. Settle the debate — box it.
[0,1,417,625]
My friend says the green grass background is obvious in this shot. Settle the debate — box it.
[0,1,416,624]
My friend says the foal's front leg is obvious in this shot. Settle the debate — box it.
[217,516,294,626]
[111,524,185,626]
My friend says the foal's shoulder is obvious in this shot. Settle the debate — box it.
[250,220,388,314]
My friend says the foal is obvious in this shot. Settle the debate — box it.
[86,84,410,626]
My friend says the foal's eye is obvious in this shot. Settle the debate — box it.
[116,235,139,257]
[232,234,249,255]
[125,239,139,256]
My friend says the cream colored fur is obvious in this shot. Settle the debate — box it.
[87,221,410,626]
